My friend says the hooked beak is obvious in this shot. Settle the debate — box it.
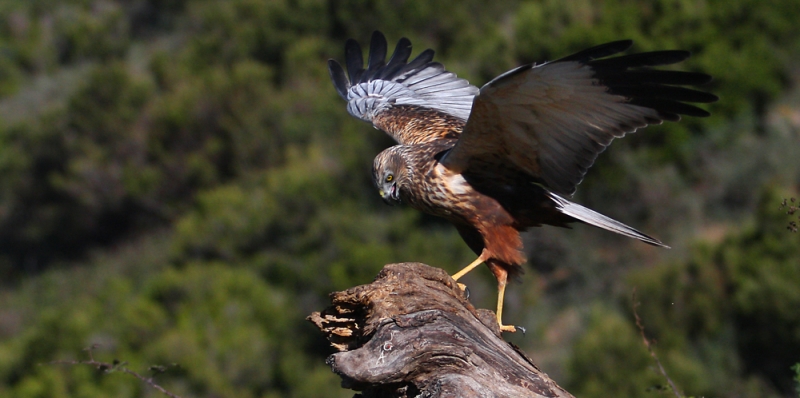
[379,182,399,205]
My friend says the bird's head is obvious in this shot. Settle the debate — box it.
[372,147,409,206]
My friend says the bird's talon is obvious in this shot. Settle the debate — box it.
[499,324,519,333]
[457,283,470,299]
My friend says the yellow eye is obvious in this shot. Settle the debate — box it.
[385,175,393,183]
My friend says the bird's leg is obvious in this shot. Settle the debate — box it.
[452,252,521,333]
[494,270,519,333]
[451,250,488,281]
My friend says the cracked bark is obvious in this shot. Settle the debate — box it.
[308,262,574,398]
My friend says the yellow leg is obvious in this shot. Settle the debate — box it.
[451,250,488,281]
[495,278,519,333]
[452,252,521,333]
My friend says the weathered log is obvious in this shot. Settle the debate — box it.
[308,262,574,398]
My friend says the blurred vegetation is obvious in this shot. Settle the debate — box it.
[794,363,800,397]
[0,0,799,397]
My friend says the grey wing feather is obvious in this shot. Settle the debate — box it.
[329,31,479,139]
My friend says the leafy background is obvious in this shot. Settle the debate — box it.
[1,0,799,397]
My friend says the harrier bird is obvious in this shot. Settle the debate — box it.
[329,32,717,332]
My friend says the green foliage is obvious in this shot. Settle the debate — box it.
[566,306,666,397]
[0,62,154,270]
[55,3,131,63]
[182,0,329,71]
[0,54,22,97]
[616,186,800,396]
[794,363,800,397]
[0,238,346,397]
[721,187,800,391]
[0,0,799,396]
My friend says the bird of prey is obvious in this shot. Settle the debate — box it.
[329,31,717,332]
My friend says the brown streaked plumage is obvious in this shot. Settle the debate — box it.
[332,31,718,332]
[372,105,463,144]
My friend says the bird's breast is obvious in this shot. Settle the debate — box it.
[400,163,482,222]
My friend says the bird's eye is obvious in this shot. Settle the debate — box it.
[386,174,393,183]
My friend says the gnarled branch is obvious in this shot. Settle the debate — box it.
[308,262,574,398]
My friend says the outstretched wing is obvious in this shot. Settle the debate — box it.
[329,31,479,145]
[441,40,718,196]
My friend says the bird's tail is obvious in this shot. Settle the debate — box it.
[547,192,670,248]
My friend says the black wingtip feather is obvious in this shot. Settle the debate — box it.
[610,85,719,103]
[364,31,388,81]
[335,31,442,88]
[328,59,349,99]
[591,50,691,69]
[556,40,634,63]
[344,38,364,84]
[377,37,413,79]
[629,98,712,117]
[603,70,714,86]
[559,42,719,120]
[396,48,435,77]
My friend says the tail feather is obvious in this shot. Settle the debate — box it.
[547,192,670,248]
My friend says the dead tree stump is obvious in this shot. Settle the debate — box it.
[308,262,574,398]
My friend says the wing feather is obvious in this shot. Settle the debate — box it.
[604,70,712,86]
[395,49,435,77]
[329,31,479,144]
[364,31,388,81]
[376,38,413,79]
[442,42,717,196]
[344,38,364,84]
[328,59,349,100]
